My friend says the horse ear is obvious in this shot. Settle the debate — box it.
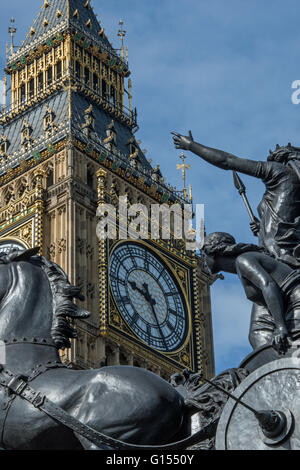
[12,246,40,261]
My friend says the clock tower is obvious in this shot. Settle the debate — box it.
[0,0,215,380]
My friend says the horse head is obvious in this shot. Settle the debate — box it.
[0,247,90,349]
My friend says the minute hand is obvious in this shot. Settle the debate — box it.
[142,283,169,352]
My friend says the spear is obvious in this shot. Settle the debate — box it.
[233,171,256,223]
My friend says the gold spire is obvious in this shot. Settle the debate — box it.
[176,152,191,201]
[118,20,126,60]
[8,18,17,57]
[3,75,7,114]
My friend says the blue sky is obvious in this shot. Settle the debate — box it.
[1,0,300,374]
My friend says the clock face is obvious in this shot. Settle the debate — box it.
[109,242,189,353]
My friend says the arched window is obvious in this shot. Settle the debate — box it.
[102,79,107,100]
[93,73,98,92]
[56,61,62,80]
[47,68,53,85]
[20,84,26,103]
[110,87,116,106]
[84,67,90,86]
[29,78,34,99]
[37,72,44,92]
[47,169,54,187]
[75,61,81,79]
[87,165,94,189]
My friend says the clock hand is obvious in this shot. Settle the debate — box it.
[129,280,151,300]
[130,281,169,351]
[142,283,157,306]
[129,281,157,306]
[142,283,168,352]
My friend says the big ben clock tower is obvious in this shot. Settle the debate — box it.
[0,0,215,380]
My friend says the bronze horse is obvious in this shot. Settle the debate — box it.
[0,248,196,450]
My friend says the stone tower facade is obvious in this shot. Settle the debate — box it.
[0,0,215,380]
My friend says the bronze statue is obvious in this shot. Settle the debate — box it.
[202,232,300,354]
[172,131,300,349]
[0,247,222,450]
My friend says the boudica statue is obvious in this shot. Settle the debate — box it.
[170,131,300,449]
[172,131,300,351]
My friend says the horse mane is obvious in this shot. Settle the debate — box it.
[0,248,91,349]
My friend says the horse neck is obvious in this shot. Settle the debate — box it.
[0,261,54,349]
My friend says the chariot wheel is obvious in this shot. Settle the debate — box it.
[216,357,300,450]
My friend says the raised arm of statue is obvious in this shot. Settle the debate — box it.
[172,131,261,178]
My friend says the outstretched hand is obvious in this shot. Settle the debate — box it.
[171,131,194,151]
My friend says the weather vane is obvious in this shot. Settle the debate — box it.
[176,152,192,201]
[118,20,126,60]
[8,18,17,57]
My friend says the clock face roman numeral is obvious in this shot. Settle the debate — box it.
[144,251,149,271]
[168,308,178,317]
[129,311,139,327]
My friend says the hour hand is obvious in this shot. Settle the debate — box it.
[129,281,147,298]
[142,283,156,306]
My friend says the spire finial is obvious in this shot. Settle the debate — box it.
[8,18,17,57]
[176,152,191,201]
[118,19,126,59]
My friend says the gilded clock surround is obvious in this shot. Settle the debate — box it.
[108,239,194,368]
[0,0,215,380]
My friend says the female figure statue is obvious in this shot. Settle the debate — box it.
[202,232,300,354]
[172,131,300,349]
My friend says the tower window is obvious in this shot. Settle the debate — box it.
[47,169,54,187]
[20,83,26,103]
[47,67,53,85]
[93,73,98,92]
[87,166,94,188]
[110,87,116,106]
[75,61,81,79]
[84,67,90,86]
[102,79,107,99]
[38,72,44,91]
[56,61,62,79]
[29,78,34,98]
